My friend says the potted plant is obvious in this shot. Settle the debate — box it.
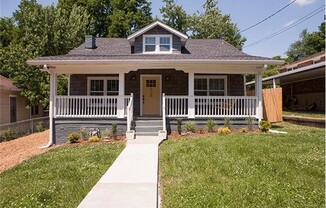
[126,130,135,140]
[158,130,167,140]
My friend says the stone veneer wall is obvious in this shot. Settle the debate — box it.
[54,118,126,144]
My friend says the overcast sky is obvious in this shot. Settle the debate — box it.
[1,0,324,58]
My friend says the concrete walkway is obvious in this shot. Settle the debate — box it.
[77,136,163,208]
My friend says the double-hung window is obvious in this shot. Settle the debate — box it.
[88,77,119,96]
[143,35,172,53]
[194,76,227,96]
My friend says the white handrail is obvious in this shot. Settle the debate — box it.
[55,95,131,118]
[126,93,134,131]
[162,93,166,131]
[164,95,258,118]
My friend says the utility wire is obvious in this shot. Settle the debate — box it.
[241,0,297,33]
[243,5,325,48]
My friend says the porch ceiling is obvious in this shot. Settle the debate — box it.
[30,60,280,75]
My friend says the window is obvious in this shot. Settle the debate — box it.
[31,105,39,115]
[9,96,17,123]
[194,76,227,96]
[143,35,172,53]
[88,77,119,96]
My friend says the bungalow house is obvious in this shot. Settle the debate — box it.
[0,75,45,132]
[27,21,282,145]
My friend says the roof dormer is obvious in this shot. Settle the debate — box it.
[127,21,188,54]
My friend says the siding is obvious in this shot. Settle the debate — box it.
[0,89,43,125]
[133,25,181,54]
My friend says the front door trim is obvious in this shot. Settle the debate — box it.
[140,74,162,116]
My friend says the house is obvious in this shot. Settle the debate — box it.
[0,75,45,132]
[247,51,325,112]
[27,21,282,144]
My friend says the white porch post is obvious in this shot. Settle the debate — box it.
[273,78,276,89]
[255,73,263,121]
[117,72,125,118]
[67,74,71,95]
[188,72,195,118]
[48,72,57,146]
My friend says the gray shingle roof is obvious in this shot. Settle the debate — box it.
[31,38,273,61]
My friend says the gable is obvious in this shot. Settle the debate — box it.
[127,21,188,47]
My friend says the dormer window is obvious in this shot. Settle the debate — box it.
[143,35,172,53]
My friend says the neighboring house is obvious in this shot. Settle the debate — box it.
[248,51,325,111]
[0,75,45,129]
[27,21,282,144]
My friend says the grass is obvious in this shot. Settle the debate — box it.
[0,142,124,208]
[160,123,325,208]
[283,110,325,119]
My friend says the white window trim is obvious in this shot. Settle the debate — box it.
[87,77,119,96]
[143,34,173,54]
[194,75,228,96]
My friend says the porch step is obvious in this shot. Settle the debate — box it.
[134,118,163,136]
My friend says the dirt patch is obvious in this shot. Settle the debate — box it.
[0,130,54,173]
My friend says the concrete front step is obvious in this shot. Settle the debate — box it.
[135,132,159,136]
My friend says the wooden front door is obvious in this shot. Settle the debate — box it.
[142,76,161,116]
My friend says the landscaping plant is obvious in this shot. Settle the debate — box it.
[224,118,232,130]
[80,128,89,140]
[176,118,182,135]
[185,122,196,133]
[217,127,231,134]
[111,123,117,139]
[36,122,46,132]
[206,119,215,132]
[88,136,101,142]
[67,132,80,143]
[259,120,271,132]
[246,116,254,131]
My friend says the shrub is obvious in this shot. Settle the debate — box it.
[224,118,232,130]
[36,122,46,132]
[88,136,100,142]
[246,116,254,131]
[199,128,205,134]
[80,128,89,140]
[218,127,231,134]
[259,120,271,132]
[111,123,117,139]
[241,128,249,133]
[68,132,80,143]
[0,129,22,142]
[176,118,182,135]
[206,119,215,132]
[102,128,110,138]
[185,122,196,133]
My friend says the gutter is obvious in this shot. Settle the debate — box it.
[27,59,284,66]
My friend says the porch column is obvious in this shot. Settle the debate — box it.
[117,72,125,118]
[255,73,263,121]
[48,72,57,145]
[67,74,71,95]
[272,78,276,89]
[188,72,195,118]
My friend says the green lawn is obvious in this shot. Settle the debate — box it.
[160,123,325,208]
[0,142,124,208]
[283,110,325,119]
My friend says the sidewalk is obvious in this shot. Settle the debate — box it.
[77,136,161,208]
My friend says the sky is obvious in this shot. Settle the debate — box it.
[0,0,324,58]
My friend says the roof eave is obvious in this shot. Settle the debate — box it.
[27,59,284,66]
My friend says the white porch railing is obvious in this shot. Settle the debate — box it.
[126,93,134,131]
[55,95,131,118]
[162,93,166,131]
[165,96,257,118]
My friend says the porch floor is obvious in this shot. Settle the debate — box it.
[77,136,161,208]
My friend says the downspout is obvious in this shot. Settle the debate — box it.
[40,64,54,148]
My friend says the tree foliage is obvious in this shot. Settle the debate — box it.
[189,0,246,49]
[0,0,91,107]
[286,22,325,62]
[108,0,152,38]
[160,0,188,34]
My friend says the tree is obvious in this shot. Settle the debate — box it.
[160,0,188,34]
[189,0,246,49]
[108,0,152,38]
[58,0,111,37]
[0,0,91,107]
[286,22,325,62]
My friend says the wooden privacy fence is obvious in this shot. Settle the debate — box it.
[247,88,283,123]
